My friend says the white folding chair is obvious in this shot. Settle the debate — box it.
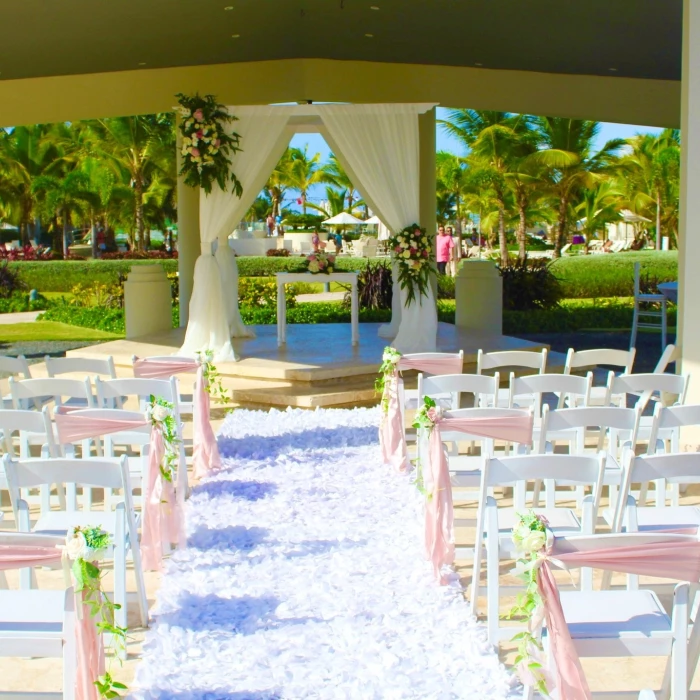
[631,261,668,350]
[418,372,499,413]
[537,532,692,700]
[0,532,78,699]
[131,355,195,416]
[0,355,32,409]
[9,376,95,412]
[654,344,679,374]
[472,452,605,643]
[0,407,60,517]
[95,377,188,503]
[605,372,689,413]
[509,373,592,415]
[476,349,548,407]
[400,351,464,412]
[4,454,148,635]
[538,405,640,509]
[45,355,117,380]
[564,347,636,406]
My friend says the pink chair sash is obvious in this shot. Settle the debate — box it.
[133,357,221,479]
[54,412,184,571]
[379,355,463,472]
[539,538,700,700]
[0,545,104,700]
[426,413,533,584]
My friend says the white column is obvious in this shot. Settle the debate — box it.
[419,107,438,300]
[176,127,200,328]
[679,0,700,404]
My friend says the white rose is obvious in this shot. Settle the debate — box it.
[400,241,408,248]
[519,530,546,553]
[402,250,411,259]
[65,532,89,561]
[151,404,169,422]
[382,351,399,364]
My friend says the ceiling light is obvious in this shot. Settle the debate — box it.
[224,5,233,9]
[138,62,147,66]
[365,33,374,38]
[232,34,240,38]
[474,62,483,67]
[609,67,618,72]
[370,5,380,9]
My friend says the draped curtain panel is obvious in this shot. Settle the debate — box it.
[180,107,291,360]
[320,104,437,352]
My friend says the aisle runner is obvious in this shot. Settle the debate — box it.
[134,407,511,700]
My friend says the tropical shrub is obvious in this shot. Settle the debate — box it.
[101,250,177,260]
[437,275,455,299]
[266,248,290,257]
[69,281,123,309]
[238,277,296,309]
[0,260,27,298]
[344,260,393,310]
[282,213,325,230]
[0,292,50,313]
[497,257,564,311]
[38,300,127,334]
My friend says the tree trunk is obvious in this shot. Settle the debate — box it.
[656,190,662,250]
[91,217,98,259]
[62,208,70,259]
[134,177,145,251]
[454,195,463,236]
[497,204,508,264]
[552,196,568,258]
[517,205,527,262]
[145,228,151,249]
[301,192,307,216]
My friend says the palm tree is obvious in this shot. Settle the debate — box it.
[265,148,294,219]
[87,114,175,251]
[529,117,625,257]
[287,146,332,215]
[307,186,352,219]
[322,154,360,211]
[436,151,469,235]
[575,180,623,252]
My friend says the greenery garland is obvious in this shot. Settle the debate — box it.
[509,511,550,696]
[175,93,243,196]
[410,395,442,497]
[196,350,228,405]
[63,526,128,699]
[148,396,180,481]
[376,346,402,413]
[386,224,434,306]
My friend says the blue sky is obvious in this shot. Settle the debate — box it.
[284,107,664,209]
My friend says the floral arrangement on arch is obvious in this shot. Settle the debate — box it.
[387,223,433,306]
[175,93,243,196]
[306,251,336,275]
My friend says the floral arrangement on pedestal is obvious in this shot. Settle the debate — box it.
[62,526,128,698]
[175,93,243,196]
[387,223,433,305]
[306,251,336,275]
[509,511,551,696]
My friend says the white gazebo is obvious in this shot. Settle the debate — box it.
[178,103,439,361]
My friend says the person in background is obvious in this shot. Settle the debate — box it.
[266,213,275,236]
[334,230,343,253]
[447,225,461,276]
[311,230,320,252]
[436,225,453,275]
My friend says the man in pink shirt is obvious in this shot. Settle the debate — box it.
[436,225,454,275]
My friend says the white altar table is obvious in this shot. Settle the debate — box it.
[276,272,359,346]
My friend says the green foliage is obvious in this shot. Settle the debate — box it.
[38,300,126,334]
[0,260,27,298]
[148,395,179,481]
[238,277,296,309]
[346,259,393,310]
[497,257,564,311]
[196,350,229,405]
[236,256,372,277]
[239,301,392,326]
[437,275,455,300]
[0,291,49,313]
[282,213,325,230]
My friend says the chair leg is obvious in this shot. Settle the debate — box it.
[630,303,639,350]
[113,505,128,660]
[486,507,500,646]
[63,599,77,700]
[661,299,668,350]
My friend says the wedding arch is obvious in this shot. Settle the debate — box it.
[179,103,438,361]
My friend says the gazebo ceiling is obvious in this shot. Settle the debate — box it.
[0,0,682,83]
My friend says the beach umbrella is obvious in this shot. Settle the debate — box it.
[365,215,382,225]
[323,212,365,225]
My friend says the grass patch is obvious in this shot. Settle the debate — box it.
[0,322,121,342]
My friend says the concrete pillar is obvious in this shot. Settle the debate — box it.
[124,265,173,338]
[176,126,200,327]
[455,261,503,335]
[419,107,437,297]
[679,0,700,405]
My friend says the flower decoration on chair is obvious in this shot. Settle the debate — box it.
[508,511,551,697]
[62,526,128,699]
[410,395,443,496]
[196,350,228,405]
[148,396,180,482]
[175,93,243,196]
[386,224,433,306]
[305,251,336,275]
[376,346,402,413]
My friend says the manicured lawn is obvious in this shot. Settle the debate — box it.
[0,322,121,342]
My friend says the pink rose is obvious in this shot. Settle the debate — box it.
[308,255,317,261]
[196,130,204,138]
[394,246,402,253]
[193,109,204,121]
[328,255,336,263]
[214,139,221,148]
[409,248,417,255]
[422,249,429,257]
[190,147,200,157]
[427,407,441,423]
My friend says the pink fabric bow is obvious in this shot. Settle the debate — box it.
[538,538,700,700]
[378,355,463,472]
[0,545,104,700]
[54,411,184,571]
[425,412,533,584]
[133,357,221,479]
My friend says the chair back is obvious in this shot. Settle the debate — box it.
[9,377,94,409]
[400,351,464,373]
[509,372,592,414]
[419,372,498,411]
[477,349,547,375]
[45,355,116,379]
[0,355,31,379]
[649,403,700,453]
[95,376,179,412]
[655,344,678,373]
[564,348,635,376]
[435,406,532,445]
[606,372,689,411]
[0,407,57,458]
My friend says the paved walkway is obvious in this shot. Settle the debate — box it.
[0,311,40,324]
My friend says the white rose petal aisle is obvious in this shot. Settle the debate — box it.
[132,407,512,699]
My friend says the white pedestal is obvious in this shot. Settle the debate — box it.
[455,260,503,334]
[124,264,173,339]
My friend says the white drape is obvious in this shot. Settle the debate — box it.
[320,104,437,352]
[180,107,291,360]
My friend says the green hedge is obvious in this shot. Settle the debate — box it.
[551,251,677,298]
[37,303,128,334]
